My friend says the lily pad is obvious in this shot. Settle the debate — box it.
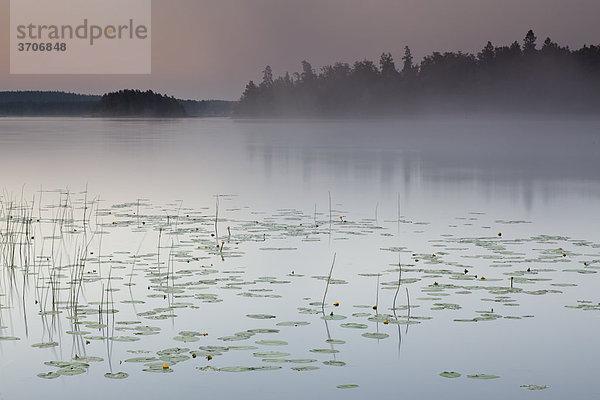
[340,323,368,329]
[276,321,310,327]
[37,372,60,379]
[323,361,346,366]
[467,374,500,379]
[56,367,87,376]
[310,349,339,354]
[253,351,290,358]
[337,384,359,389]
[124,357,157,363]
[292,366,319,371]
[246,314,276,319]
[361,332,389,339]
[255,340,288,346]
[31,342,59,348]
[219,366,282,372]
[143,363,173,373]
[104,372,129,379]
[174,335,200,342]
[440,371,461,378]
[520,385,548,390]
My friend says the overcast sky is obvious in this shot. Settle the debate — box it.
[1,0,599,100]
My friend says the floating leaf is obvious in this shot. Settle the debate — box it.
[157,347,189,356]
[56,367,86,376]
[143,363,173,373]
[276,321,310,327]
[75,356,103,362]
[440,371,461,378]
[246,314,276,319]
[104,372,129,379]
[255,340,288,346]
[362,332,389,339]
[37,372,60,379]
[173,335,200,342]
[337,384,359,389]
[520,385,548,390]
[253,351,290,358]
[340,323,368,329]
[219,366,282,372]
[321,314,347,321]
[467,374,500,379]
[124,357,157,363]
[323,361,346,366]
[310,349,339,354]
[31,342,59,348]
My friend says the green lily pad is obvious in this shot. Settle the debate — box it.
[288,359,317,363]
[246,314,276,319]
[56,367,87,376]
[32,342,59,348]
[246,329,280,334]
[37,372,60,379]
[124,357,157,363]
[44,361,89,368]
[340,323,368,329]
[219,366,282,372]
[160,354,190,364]
[110,336,140,342]
[323,361,346,366]
[467,374,500,379]
[321,314,347,321]
[253,351,290,358]
[74,356,103,362]
[66,330,91,336]
[276,321,310,327]
[337,384,359,389]
[174,335,200,342]
[310,349,339,354]
[520,385,548,390]
[440,371,461,378]
[84,335,108,341]
[362,332,389,339]
[255,340,288,346]
[157,347,190,356]
[104,372,129,379]
[292,366,319,371]
[143,363,173,373]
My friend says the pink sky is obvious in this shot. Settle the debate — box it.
[1,0,599,100]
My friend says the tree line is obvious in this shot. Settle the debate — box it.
[0,90,236,117]
[0,91,100,116]
[235,30,600,116]
[93,89,188,117]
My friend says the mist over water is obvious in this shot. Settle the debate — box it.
[1,117,600,399]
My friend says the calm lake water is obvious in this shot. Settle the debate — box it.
[0,117,599,399]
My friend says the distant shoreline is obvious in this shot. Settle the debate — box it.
[0,90,236,118]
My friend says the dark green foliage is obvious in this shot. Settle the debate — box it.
[235,30,600,116]
[0,91,100,116]
[0,91,235,117]
[93,89,187,117]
